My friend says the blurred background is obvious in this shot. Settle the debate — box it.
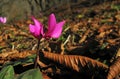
[0,0,113,22]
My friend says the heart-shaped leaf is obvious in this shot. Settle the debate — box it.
[0,65,14,79]
[16,68,43,79]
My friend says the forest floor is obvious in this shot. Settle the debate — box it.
[0,0,120,79]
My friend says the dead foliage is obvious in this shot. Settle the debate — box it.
[42,51,108,77]
[107,57,120,79]
[0,50,35,64]
[0,0,120,79]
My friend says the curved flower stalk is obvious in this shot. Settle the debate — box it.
[0,17,7,24]
[29,13,65,68]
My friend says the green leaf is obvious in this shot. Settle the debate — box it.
[16,68,43,79]
[0,65,14,79]
[100,43,108,50]
[58,36,66,42]
[111,4,120,11]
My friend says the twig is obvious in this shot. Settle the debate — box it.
[37,59,47,68]
[64,27,70,32]
[116,48,120,58]
[63,35,71,46]
[79,29,90,43]
[32,44,37,50]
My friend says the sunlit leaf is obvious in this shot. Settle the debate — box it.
[0,65,14,79]
[16,68,43,79]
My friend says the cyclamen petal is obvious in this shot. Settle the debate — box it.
[29,24,40,38]
[29,17,44,39]
[45,13,65,38]
[0,17,7,24]
[48,13,56,33]
[32,17,40,29]
[29,24,35,33]
[3,17,7,23]
[49,20,65,38]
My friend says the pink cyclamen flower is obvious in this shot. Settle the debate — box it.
[29,13,65,39]
[0,17,7,24]
[29,16,44,39]
[45,13,65,38]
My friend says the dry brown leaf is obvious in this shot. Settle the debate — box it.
[115,14,120,21]
[42,51,108,74]
[0,50,18,58]
[8,50,35,59]
[0,50,36,64]
[0,41,7,47]
[107,57,120,79]
[42,73,52,79]
[70,24,79,33]
[0,36,3,42]
[97,32,106,38]
[98,25,112,33]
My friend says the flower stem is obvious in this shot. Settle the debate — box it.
[34,39,40,68]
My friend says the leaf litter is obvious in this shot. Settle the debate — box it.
[0,0,120,79]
